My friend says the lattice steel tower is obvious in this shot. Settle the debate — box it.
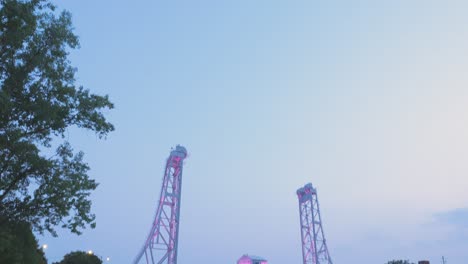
[297,183,333,264]
[133,145,188,264]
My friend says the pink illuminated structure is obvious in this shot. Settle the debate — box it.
[297,183,333,264]
[133,145,188,264]
[237,254,268,264]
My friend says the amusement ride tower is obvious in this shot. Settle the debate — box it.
[297,183,333,264]
[133,145,188,264]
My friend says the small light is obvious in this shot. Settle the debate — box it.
[42,244,48,250]
[87,250,93,255]
[106,257,110,262]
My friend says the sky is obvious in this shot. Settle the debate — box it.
[39,1,468,263]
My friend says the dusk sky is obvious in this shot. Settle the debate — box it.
[41,1,468,263]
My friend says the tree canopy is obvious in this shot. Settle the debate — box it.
[54,251,102,264]
[0,0,114,236]
[0,217,47,264]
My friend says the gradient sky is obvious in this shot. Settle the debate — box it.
[40,1,468,263]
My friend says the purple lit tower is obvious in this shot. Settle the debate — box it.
[297,183,333,264]
[133,146,188,264]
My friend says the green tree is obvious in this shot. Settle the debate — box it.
[386,260,415,264]
[0,217,47,264]
[54,251,102,264]
[0,0,114,236]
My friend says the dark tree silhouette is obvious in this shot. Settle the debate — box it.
[0,217,47,264]
[0,0,114,236]
[54,251,102,264]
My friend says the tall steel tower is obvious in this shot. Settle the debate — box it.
[133,145,188,264]
[297,183,333,264]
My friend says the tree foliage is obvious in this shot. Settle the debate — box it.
[0,0,114,236]
[54,251,102,264]
[0,217,47,264]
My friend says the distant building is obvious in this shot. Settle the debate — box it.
[237,254,268,264]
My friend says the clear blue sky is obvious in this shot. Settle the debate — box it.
[41,1,468,263]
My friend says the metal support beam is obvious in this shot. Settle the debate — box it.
[133,145,188,264]
[297,183,333,264]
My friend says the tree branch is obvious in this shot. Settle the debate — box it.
[0,168,33,203]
